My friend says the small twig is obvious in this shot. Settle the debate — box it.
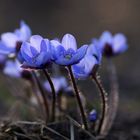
[13,132,33,140]
[41,125,70,140]
[66,115,96,139]
[70,120,75,140]
[67,66,89,130]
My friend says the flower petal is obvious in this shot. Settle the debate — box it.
[1,33,19,47]
[40,39,48,52]
[3,60,21,78]
[20,21,31,41]
[30,46,39,56]
[100,31,112,45]
[72,55,97,79]
[87,44,102,63]
[34,52,51,67]
[30,35,43,52]
[14,21,31,42]
[113,33,128,53]
[71,45,88,64]
[20,42,33,63]
[51,40,61,48]
[62,34,77,51]
[0,41,15,54]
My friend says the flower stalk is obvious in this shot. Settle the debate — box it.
[105,59,119,133]
[91,73,108,136]
[67,66,89,130]
[43,69,56,122]
[32,71,49,124]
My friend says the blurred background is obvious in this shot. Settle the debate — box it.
[0,0,139,122]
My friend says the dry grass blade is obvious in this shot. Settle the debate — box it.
[41,125,70,140]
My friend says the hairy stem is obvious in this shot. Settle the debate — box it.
[43,69,56,122]
[106,59,119,133]
[67,66,89,130]
[32,71,49,124]
[92,73,108,137]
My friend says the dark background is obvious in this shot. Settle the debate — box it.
[0,0,139,119]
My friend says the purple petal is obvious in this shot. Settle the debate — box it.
[14,21,31,42]
[71,45,88,64]
[113,33,128,53]
[30,46,38,56]
[20,21,31,41]
[72,55,97,79]
[62,34,77,51]
[3,60,22,78]
[34,52,51,67]
[0,42,15,54]
[20,42,33,63]
[1,33,19,47]
[99,31,112,46]
[51,40,61,48]
[87,44,102,63]
[40,39,48,52]
[30,35,43,51]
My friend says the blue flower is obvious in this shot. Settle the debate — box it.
[3,60,22,78]
[44,77,68,94]
[3,59,32,80]
[51,34,88,66]
[72,44,102,79]
[0,21,31,55]
[20,35,52,69]
[93,31,128,57]
[88,109,97,122]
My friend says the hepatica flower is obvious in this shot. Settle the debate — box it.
[20,35,52,69]
[3,60,22,78]
[51,34,88,66]
[93,31,128,57]
[72,44,102,79]
[4,59,32,81]
[0,21,31,55]
[88,109,97,122]
[44,77,68,94]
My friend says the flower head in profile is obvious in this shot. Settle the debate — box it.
[20,35,52,69]
[88,109,97,122]
[51,34,88,66]
[3,60,22,78]
[72,44,102,79]
[93,31,128,57]
[44,77,68,94]
[3,59,32,80]
[0,21,31,55]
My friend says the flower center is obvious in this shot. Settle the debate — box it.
[64,54,72,60]
[103,43,113,57]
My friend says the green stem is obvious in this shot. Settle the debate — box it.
[67,66,88,130]
[43,69,56,122]
[92,73,108,136]
[32,71,49,124]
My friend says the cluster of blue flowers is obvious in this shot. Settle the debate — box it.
[0,21,128,79]
[0,21,128,124]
